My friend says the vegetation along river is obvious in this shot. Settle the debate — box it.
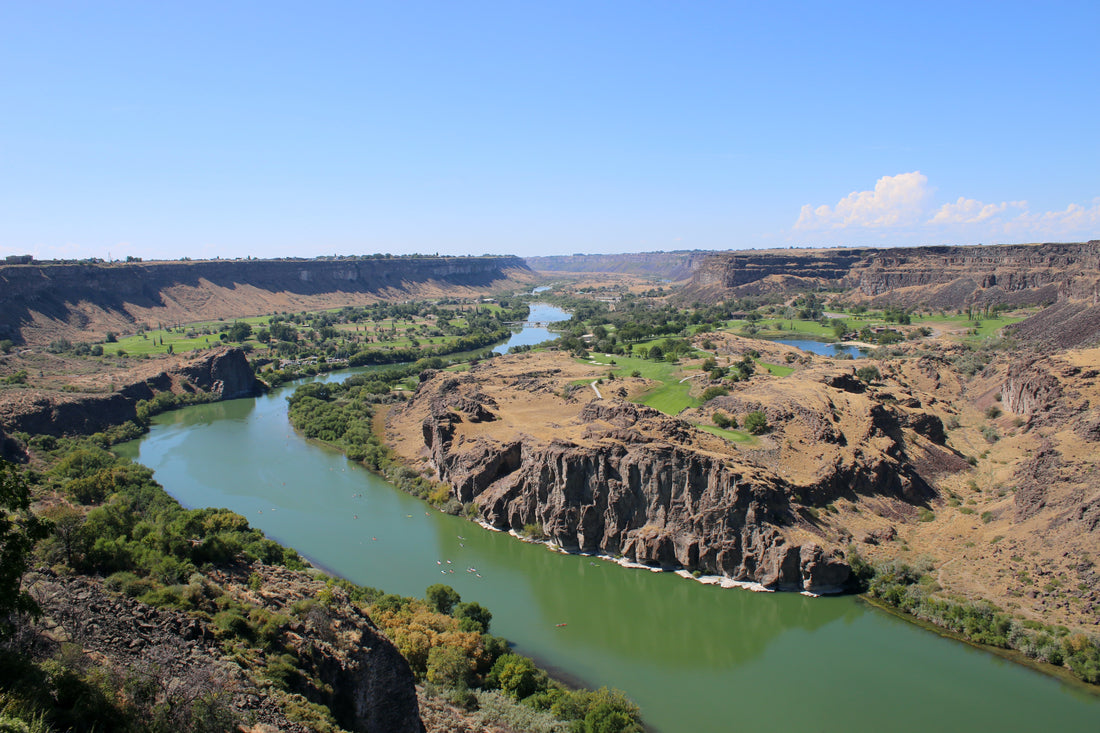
[116,349,1099,732]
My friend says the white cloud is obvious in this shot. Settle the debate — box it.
[794,173,1099,244]
[1004,198,1100,237]
[929,197,1025,225]
[795,172,930,230]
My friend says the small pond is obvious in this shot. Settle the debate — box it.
[769,338,870,359]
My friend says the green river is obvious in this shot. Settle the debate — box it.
[116,372,1100,732]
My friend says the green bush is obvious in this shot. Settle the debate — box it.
[743,410,768,435]
[856,365,881,383]
[701,386,728,402]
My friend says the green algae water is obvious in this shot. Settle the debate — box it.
[117,375,1100,732]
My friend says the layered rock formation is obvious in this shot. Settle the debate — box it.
[682,241,1100,312]
[390,352,959,594]
[526,251,705,281]
[0,256,530,345]
[0,347,263,436]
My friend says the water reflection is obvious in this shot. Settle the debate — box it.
[115,371,1100,733]
[770,338,869,359]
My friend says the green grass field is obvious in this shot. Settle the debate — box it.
[913,313,1025,341]
[583,352,698,415]
[109,308,496,357]
[756,361,795,377]
[696,424,754,443]
[747,318,837,339]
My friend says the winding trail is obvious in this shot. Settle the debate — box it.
[590,380,603,399]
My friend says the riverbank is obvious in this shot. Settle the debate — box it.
[860,592,1100,696]
[112,367,1100,732]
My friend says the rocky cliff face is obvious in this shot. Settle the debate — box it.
[526,251,704,281]
[0,347,262,436]
[178,347,265,400]
[684,241,1100,309]
[1001,357,1065,416]
[690,249,871,290]
[29,564,424,733]
[394,355,957,594]
[0,256,529,344]
[846,242,1100,306]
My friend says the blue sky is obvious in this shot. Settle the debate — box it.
[2,1,1098,260]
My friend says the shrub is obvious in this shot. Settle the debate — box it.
[743,410,768,435]
[712,412,731,428]
[522,523,546,540]
[856,365,880,384]
[701,386,728,402]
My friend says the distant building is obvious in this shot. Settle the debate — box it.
[4,255,33,265]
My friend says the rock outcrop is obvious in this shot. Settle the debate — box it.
[395,356,960,595]
[177,347,266,400]
[1001,357,1064,416]
[29,566,425,733]
[682,241,1100,311]
[0,347,263,436]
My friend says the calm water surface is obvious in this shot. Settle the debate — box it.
[493,302,569,354]
[770,337,870,359]
[116,368,1099,732]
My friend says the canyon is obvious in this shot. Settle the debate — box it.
[386,344,960,595]
[0,347,263,439]
[0,256,531,346]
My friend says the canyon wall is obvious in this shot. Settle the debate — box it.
[0,256,530,344]
[526,251,705,281]
[684,241,1100,309]
[0,347,262,436]
[394,359,959,595]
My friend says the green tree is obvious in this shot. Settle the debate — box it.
[426,645,474,690]
[425,583,461,615]
[227,322,252,342]
[42,503,87,568]
[490,654,544,700]
[0,462,51,636]
[454,601,492,634]
[585,703,640,733]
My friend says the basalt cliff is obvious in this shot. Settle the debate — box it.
[0,346,263,437]
[0,256,531,345]
[386,347,960,594]
[684,241,1100,308]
